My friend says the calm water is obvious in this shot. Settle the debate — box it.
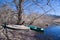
[36,25,60,40]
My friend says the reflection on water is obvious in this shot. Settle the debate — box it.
[36,25,60,40]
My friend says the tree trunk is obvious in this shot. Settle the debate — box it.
[17,0,22,25]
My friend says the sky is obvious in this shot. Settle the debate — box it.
[23,0,60,16]
[0,0,60,16]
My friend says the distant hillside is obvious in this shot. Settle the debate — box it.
[47,14,60,25]
[47,14,60,18]
[22,14,60,28]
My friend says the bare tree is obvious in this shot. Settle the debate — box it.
[13,0,23,25]
[26,0,55,25]
[0,0,55,25]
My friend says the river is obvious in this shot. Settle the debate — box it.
[36,25,60,40]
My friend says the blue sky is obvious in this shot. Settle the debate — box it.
[0,0,60,16]
[23,0,60,16]
[0,0,17,10]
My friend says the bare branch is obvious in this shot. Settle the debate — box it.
[47,0,55,13]
[29,8,52,25]
[28,0,55,25]
[32,0,46,12]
